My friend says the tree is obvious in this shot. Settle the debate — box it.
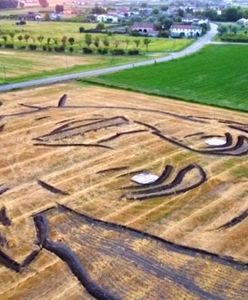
[9,32,15,42]
[143,38,151,53]
[24,34,30,43]
[222,7,242,22]
[217,25,227,36]
[113,39,120,48]
[124,38,130,50]
[61,36,67,47]
[55,5,64,14]
[38,0,48,8]
[134,39,141,48]
[96,23,105,31]
[37,36,44,44]
[85,34,92,47]
[17,35,23,43]
[103,37,109,47]
[91,4,106,14]
[94,37,100,48]
[68,37,75,46]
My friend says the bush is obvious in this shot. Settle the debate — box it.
[5,43,14,49]
[18,45,26,50]
[82,47,93,54]
[98,48,108,55]
[42,45,47,51]
[220,34,248,43]
[47,46,53,52]
[69,47,74,53]
[29,44,37,50]
[54,46,65,52]
[128,49,140,55]
[111,49,125,56]
[79,26,85,33]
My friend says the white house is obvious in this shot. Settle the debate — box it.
[237,18,248,26]
[170,24,202,38]
[96,14,118,23]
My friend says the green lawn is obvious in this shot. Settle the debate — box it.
[87,45,248,112]
[0,20,192,53]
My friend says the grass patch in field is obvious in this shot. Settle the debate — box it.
[87,45,248,112]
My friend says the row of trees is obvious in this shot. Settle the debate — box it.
[0,32,151,50]
[0,32,152,54]
[198,7,248,22]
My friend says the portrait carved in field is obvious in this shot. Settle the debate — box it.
[0,87,247,300]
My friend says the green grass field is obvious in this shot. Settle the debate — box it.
[87,45,248,112]
[0,20,192,53]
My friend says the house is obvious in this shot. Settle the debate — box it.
[170,24,202,38]
[237,18,248,26]
[96,14,119,23]
[18,0,40,8]
[132,22,159,37]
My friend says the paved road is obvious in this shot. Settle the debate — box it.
[0,23,218,92]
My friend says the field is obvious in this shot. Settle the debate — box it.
[88,45,248,112]
[0,82,247,299]
[0,20,192,53]
[0,49,150,84]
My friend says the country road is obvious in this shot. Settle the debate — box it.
[0,23,218,93]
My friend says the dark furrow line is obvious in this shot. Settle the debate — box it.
[0,207,11,226]
[215,208,248,231]
[57,205,248,270]
[40,116,129,138]
[97,129,147,144]
[229,125,248,134]
[133,120,161,132]
[58,94,67,108]
[0,186,9,196]
[184,132,205,138]
[33,143,113,149]
[37,179,70,196]
[153,131,248,156]
[0,124,5,132]
[35,116,50,121]
[43,240,119,300]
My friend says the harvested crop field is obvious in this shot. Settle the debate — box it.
[0,82,247,299]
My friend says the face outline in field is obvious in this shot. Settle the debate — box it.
[0,96,248,299]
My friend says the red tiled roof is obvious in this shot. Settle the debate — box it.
[132,22,155,30]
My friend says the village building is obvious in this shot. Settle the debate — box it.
[96,14,119,23]
[132,22,159,37]
[170,24,202,38]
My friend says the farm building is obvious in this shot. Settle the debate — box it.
[170,24,202,38]
[96,14,119,23]
[132,22,159,37]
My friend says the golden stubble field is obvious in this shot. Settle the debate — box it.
[0,82,247,299]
